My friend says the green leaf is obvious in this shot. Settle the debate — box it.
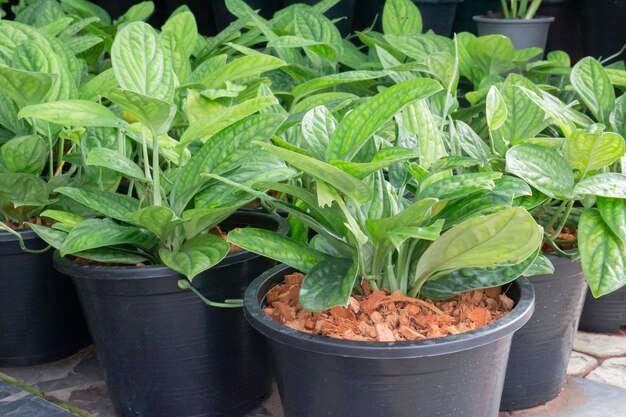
[420,249,539,300]
[26,223,66,249]
[454,121,491,166]
[180,96,278,146]
[467,35,516,77]
[294,8,342,62]
[518,86,577,137]
[19,100,121,128]
[111,21,175,102]
[366,198,440,244]
[420,172,501,200]
[597,197,626,243]
[40,210,85,228]
[404,99,448,169]
[432,191,512,229]
[181,207,238,240]
[87,148,146,181]
[55,187,140,221]
[128,206,182,240]
[571,57,615,125]
[574,173,626,198]
[330,148,420,180]
[72,248,148,265]
[301,105,335,160]
[228,227,329,273]
[383,0,422,35]
[300,257,357,311]
[198,55,286,90]
[579,209,626,297]
[159,233,229,280]
[494,176,533,199]
[106,89,175,136]
[499,74,547,142]
[0,173,50,207]
[61,0,111,25]
[413,207,542,287]
[327,78,442,161]
[78,69,119,101]
[1,135,47,174]
[610,95,626,137]
[506,144,575,199]
[0,65,54,108]
[60,218,155,256]
[564,131,625,177]
[486,86,507,131]
[385,33,453,62]
[161,11,197,59]
[259,142,372,204]
[522,253,555,277]
[117,1,155,23]
[388,221,444,250]
[292,70,389,98]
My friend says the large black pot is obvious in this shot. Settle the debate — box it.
[0,230,88,367]
[244,264,535,417]
[579,286,626,333]
[55,212,288,417]
[500,255,587,410]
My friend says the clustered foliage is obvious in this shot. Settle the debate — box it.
[0,0,624,311]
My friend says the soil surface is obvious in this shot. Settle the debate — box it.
[264,273,515,342]
[542,227,578,253]
[0,217,47,231]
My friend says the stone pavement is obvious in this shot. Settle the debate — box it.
[1,331,625,417]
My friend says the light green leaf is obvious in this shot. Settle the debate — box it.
[197,55,286,90]
[327,78,443,161]
[301,105,335,160]
[388,221,444,250]
[40,210,84,228]
[579,209,626,297]
[0,173,50,207]
[383,0,422,35]
[292,70,389,98]
[60,218,155,256]
[1,135,47,174]
[26,223,66,249]
[228,227,329,273]
[128,206,182,240]
[161,11,197,59]
[571,57,615,125]
[366,198,440,244]
[117,1,155,23]
[181,207,238,240]
[499,74,547,142]
[300,257,357,311]
[420,172,501,200]
[506,144,575,199]
[486,86,507,131]
[574,173,626,198]
[159,233,229,280]
[19,100,121,127]
[106,89,176,136]
[78,69,119,101]
[330,148,420,180]
[87,148,146,181]
[597,197,626,243]
[0,66,54,108]
[405,99,447,169]
[564,131,625,176]
[55,187,140,221]
[454,121,491,166]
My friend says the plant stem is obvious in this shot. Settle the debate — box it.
[501,0,511,18]
[525,0,543,19]
[511,0,518,18]
[550,200,574,239]
[518,0,529,18]
[543,199,568,234]
[151,128,161,206]
[44,121,54,179]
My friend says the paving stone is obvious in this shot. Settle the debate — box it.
[573,331,626,358]
[499,377,626,417]
[0,380,77,417]
[586,357,626,390]
[567,351,599,377]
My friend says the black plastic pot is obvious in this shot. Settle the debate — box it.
[283,0,356,36]
[501,256,587,410]
[579,286,626,333]
[245,264,535,417]
[55,212,288,417]
[0,230,89,367]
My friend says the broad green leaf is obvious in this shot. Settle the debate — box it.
[571,57,615,125]
[366,198,440,244]
[60,218,155,256]
[420,249,539,300]
[573,173,626,198]
[66,35,103,55]
[40,210,84,228]
[0,66,53,108]
[117,1,155,23]
[597,197,626,243]
[228,228,329,273]
[106,89,175,136]
[0,173,50,207]
[292,92,358,114]
[55,187,141,221]
[72,248,148,265]
[172,114,285,213]
[160,31,191,84]
[385,33,453,62]
[383,0,422,35]
[404,99,447,169]
[259,142,372,204]
[128,206,182,240]
[161,11,197,59]
[198,55,286,90]
[607,68,626,88]
[301,105,335,160]
[180,96,278,146]
[432,191,512,229]
[327,78,443,161]
[294,8,342,62]
[518,86,577,137]
[564,131,625,176]
[1,135,47,174]
[413,207,542,287]
[388,221,444,250]
[19,100,121,127]
[494,176,533,199]
[454,120,491,166]
[499,74,547,142]
[486,86,507,131]
[330,148,420,180]
[26,223,66,249]
[181,207,239,240]
[610,95,626,137]
[420,172,501,200]
[78,69,118,101]
[579,209,626,297]
[522,253,555,277]
[111,21,175,102]
[292,70,389,98]
[61,0,111,25]
[300,257,357,311]
[506,144,575,199]
[87,148,146,181]
[159,233,229,280]
[467,35,516,77]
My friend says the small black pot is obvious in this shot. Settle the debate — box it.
[55,212,288,417]
[579,286,626,333]
[245,264,535,417]
[0,230,89,367]
[500,255,587,410]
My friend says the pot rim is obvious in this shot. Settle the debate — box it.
[473,15,556,23]
[0,228,38,243]
[244,264,535,359]
[54,211,289,280]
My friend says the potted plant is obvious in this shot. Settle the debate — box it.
[26,16,296,416]
[473,0,555,58]
[213,72,546,415]
[464,62,626,408]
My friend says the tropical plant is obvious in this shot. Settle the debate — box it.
[500,0,544,20]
